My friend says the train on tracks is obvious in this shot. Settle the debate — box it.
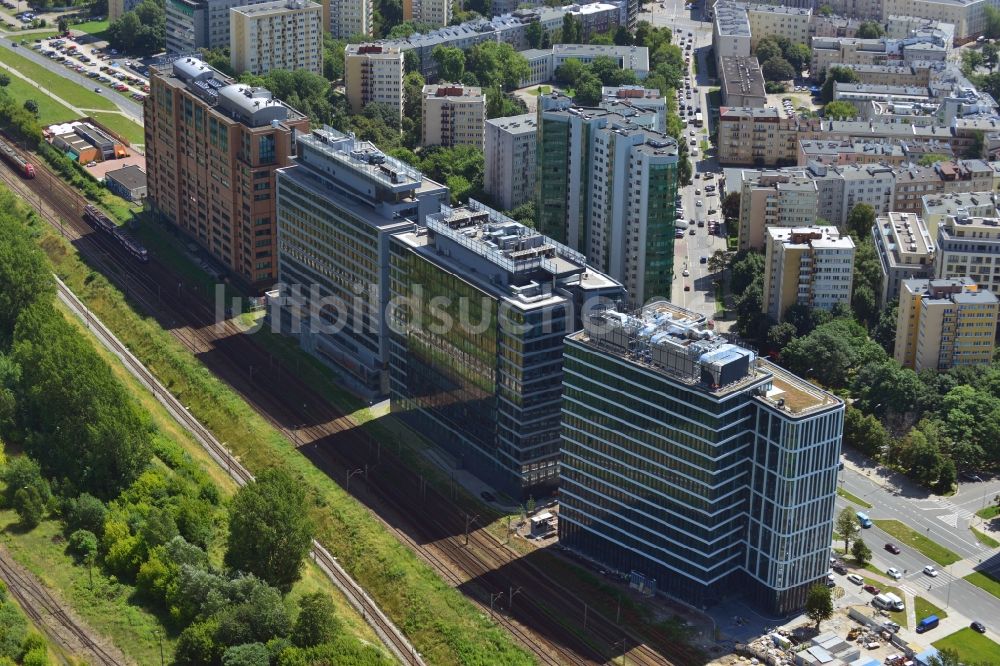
[0,138,36,178]
[83,204,149,263]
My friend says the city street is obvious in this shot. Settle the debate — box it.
[639,0,732,320]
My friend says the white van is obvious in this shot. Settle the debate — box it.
[873,593,904,611]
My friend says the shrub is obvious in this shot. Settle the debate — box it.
[67,529,98,563]
[13,486,45,528]
[66,493,107,536]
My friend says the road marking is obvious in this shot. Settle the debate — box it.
[939,513,958,528]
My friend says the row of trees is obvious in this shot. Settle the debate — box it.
[0,191,381,665]
[754,35,811,82]
[0,579,48,665]
[107,0,165,56]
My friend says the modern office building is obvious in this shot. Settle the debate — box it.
[403,0,450,27]
[421,84,486,149]
[763,226,856,322]
[274,127,448,397]
[344,44,405,125]
[484,113,537,210]
[935,214,1000,297]
[537,93,679,305]
[229,0,323,75]
[872,212,936,307]
[894,278,999,371]
[324,0,372,37]
[559,301,844,613]
[166,0,278,53]
[388,201,625,497]
[145,57,309,287]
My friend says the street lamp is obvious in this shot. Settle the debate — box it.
[346,466,366,493]
[464,513,479,546]
[489,591,503,616]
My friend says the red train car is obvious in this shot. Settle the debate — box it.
[0,138,36,178]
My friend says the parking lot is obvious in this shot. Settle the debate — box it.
[19,35,149,102]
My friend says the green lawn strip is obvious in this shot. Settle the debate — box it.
[837,487,873,508]
[964,570,1000,600]
[713,280,724,313]
[72,19,109,37]
[873,520,961,566]
[971,526,1000,548]
[0,69,77,125]
[0,510,172,665]
[0,46,116,110]
[934,628,1000,665]
[977,505,999,520]
[914,596,947,621]
[89,111,144,145]
[36,229,534,665]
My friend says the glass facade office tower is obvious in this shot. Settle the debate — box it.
[560,303,844,613]
[389,201,624,498]
[275,127,447,397]
[537,93,679,306]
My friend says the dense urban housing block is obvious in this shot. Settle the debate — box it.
[894,277,999,371]
[559,301,844,613]
[344,44,405,126]
[763,226,856,322]
[229,0,323,75]
[536,93,679,305]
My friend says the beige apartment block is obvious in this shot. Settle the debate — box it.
[935,215,1000,297]
[345,44,404,124]
[403,0,450,27]
[747,4,811,49]
[421,84,486,149]
[921,191,999,235]
[738,170,819,250]
[894,277,998,372]
[323,0,372,38]
[717,107,821,166]
[882,0,984,41]
[872,212,936,306]
[230,0,323,75]
[145,57,309,288]
[763,226,855,321]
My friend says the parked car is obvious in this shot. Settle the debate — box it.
[923,565,938,577]
[961,471,984,482]
[863,584,880,595]
[885,543,901,554]
[832,563,848,575]
[847,573,864,585]
[682,269,690,277]
[699,256,707,264]
[971,621,986,633]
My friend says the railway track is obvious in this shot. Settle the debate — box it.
[1,144,701,666]
[0,553,124,666]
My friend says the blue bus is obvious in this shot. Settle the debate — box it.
[856,511,873,528]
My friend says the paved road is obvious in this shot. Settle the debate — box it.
[840,461,1000,562]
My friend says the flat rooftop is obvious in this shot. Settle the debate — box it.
[876,212,934,262]
[486,113,536,134]
[768,225,855,250]
[571,302,840,415]
[299,127,426,192]
[714,1,750,36]
[230,0,319,17]
[721,56,766,99]
[922,191,998,217]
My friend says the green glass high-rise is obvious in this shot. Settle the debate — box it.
[537,93,679,306]
[388,201,624,498]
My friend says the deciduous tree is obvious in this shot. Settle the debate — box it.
[852,538,872,565]
[225,469,314,592]
[806,584,833,630]
[836,507,859,552]
[292,593,342,647]
[856,21,885,38]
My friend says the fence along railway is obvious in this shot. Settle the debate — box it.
[0,140,695,666]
